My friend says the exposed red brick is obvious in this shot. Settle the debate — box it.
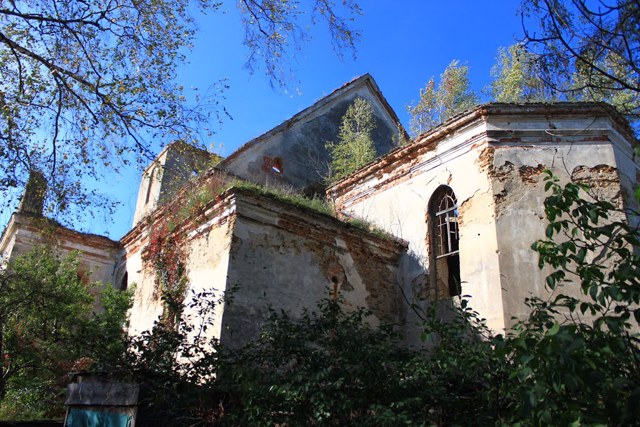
[493,190,508,211]
[476,146,495,174]
[519,164,545,184]
[571,165,619,187]
[491,161,515,181]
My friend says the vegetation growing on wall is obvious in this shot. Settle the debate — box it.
[146,170,395,251]
[234,180,335,216]
[144,222,189,328]
[326,97,377,182]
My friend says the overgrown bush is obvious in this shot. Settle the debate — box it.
[0,248,132,420]
[118,288,230,426]
[494,172,640,425]
[3,171,638,426]
[221,299,417,425]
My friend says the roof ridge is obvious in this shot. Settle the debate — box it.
[218,73,394,167]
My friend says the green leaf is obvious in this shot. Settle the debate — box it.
[546,322,560,336]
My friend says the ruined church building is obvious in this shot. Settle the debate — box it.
[2,74,638,346]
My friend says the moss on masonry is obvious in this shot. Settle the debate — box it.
[154,170,396,244]
[232,181,394,240]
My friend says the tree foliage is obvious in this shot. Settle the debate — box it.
[326,97,377,182]
[0,0,218,221]
[522,0,640,129]
[0,248,131,420]
[407,59,480,137]
[407,77,438,136]
[239,0,362,88]
[488,43,556,103]
[0,0,363,223]
[495,172,640,425]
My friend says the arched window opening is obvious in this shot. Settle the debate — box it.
[119,272,128,291]
[429,186,461,298]
[262,156,284,174]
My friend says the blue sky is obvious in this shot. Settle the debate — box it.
[82,1,530,238]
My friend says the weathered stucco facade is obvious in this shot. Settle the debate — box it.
[1,74,638,349]
[329,103,639,340]
[120,168,405,343]
[133,141,219,225]
[0,212,120,286]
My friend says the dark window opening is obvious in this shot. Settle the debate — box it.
[262,156,284,174]
[429,186,461,298]
[120,272,128,291]
[271,157,283,174]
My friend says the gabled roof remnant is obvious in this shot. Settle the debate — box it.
[219,73,407,167]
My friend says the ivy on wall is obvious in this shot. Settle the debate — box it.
[144,221,188,328]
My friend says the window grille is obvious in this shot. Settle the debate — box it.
[434,188,459,258]
[429,186,461,298]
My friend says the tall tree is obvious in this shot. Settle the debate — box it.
[407,77,438,136]
[522,0,640,129]
[326,97,377,182]
[408,60,479,137]
[488,44,556,103]
[0,0,362,224]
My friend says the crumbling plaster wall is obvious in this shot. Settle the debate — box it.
[0,213,119,286]
[220,80,398,194]
[122,195,235,336]
[132,148,171,225]
[332,107,638,338]
[611,126,640,230]
[331,119,505,341]
[485,114,639,328]
[122,187,404,348]
[219,190,405,347]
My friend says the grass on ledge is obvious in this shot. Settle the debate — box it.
[233,181,395,241]
[164,175,395,241]
[233,180,335,216]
